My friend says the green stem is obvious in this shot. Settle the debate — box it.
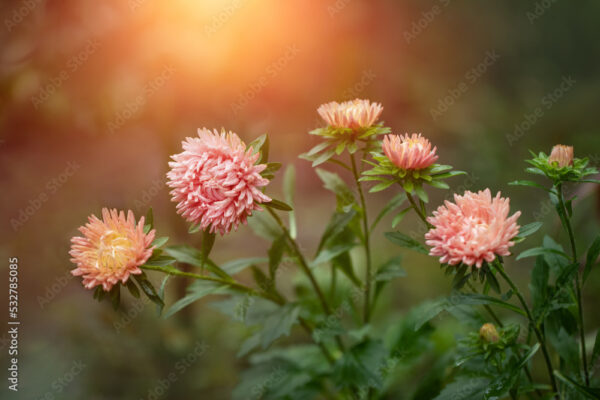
[493,260,558,395]
[350,152,373,323]
[405,191,433,229]
[266,207,346,351]
[557,183,589,386]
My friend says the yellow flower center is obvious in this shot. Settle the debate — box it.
[95,231,135,273]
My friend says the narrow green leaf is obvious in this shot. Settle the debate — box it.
[201,230,216,271]
[516,247,569,261]
[317,210,357,253]
[264,199,293,211]
[268,235,286,279]
[554,371,600,399]
[144,207,154,234]
[151,236,169,248]
[312,148,336,167]
[584,236,600,283]
[163,280,227,319]
[370,192,407,232]
[384,231,428,254]
[312,243,355,267]
[304,141,332,157]
[448,292,527,317]
[369,180,395,193]
[391,207,412,228]
[283,165,297,239]
[125,279,140,298]
[518,222,543,238]
[508,180,550,191]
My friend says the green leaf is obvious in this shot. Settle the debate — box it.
[133,274,164,308]
[268,235,287,279]
[163,245,230,280]
[260,303,300,349]
[261,161,281,177]
[369,180,395,193]
[317,210,357,253]
[591,330,600,372]
[156,275,170,314]
[433,377,490,400]
[530,256,549,317]
[370,192,407,231]
[508,180,550,191]
[247,211,281,241]
[312,243,355,267]
[447,292,527,317]
[332,251,360,287]
[333,340,388,390]
[125,279,140,298]
[163,280,228,319]
[516,247,569,261]
[304,141,331,157]
[391,207,412,228]
[144,207,154,233]
[518,222,543,238]
[414,184,429,203]
[151,236,169,248]
[264,198,293,211]
[249,133,269,163]
[312,148,336,167]
[584,236,600,283]
[315,168,355,208]
[143,254,177,267]
[554,371,600,399]
[384,231,428,254]
[375,256,406,282]
[188,223,201,233]
[284,165,297,239]
[200,230,216,270]
[221,257,268,275]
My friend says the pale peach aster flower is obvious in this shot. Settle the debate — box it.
[70,208,155,291]
[166,128,271,235]
[382,133,438,170]
[548,144,574,167]
[425,189,521,268]
[317,99,383,130]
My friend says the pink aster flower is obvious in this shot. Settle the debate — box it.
[70,208,155,291]
[317,99,383,130]
[548,144,573,167]
[167,128,271,235]
[425,189,521,268]
[383,133,438,170]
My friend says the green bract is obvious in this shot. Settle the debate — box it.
[523,150,598,184]
[360,152,466,202]
[299,123,390,166]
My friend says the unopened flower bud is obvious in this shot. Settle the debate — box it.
[548,144,574,168]
[479,323,500,343]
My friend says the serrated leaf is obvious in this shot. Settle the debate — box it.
[384,231,428,254]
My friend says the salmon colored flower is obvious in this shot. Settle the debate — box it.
[548,144,574,168]
[167,128,271,235]
[70,208,155,291]
[383,133,438,170]
[425,189,521,268]
[317,99,383,130]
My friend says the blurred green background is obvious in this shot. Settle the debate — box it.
[1,0,599,398]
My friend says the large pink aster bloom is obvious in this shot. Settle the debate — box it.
[383,133,439,170]
[167,128,271,235]
[317,99,383,130]
[425,189,521,268]
[70,208,155,291]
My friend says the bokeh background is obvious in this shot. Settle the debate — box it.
[1,0,600,398]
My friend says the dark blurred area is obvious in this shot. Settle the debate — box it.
[1,0,599,398]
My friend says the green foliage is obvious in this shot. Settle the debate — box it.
[523,151,598,184]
